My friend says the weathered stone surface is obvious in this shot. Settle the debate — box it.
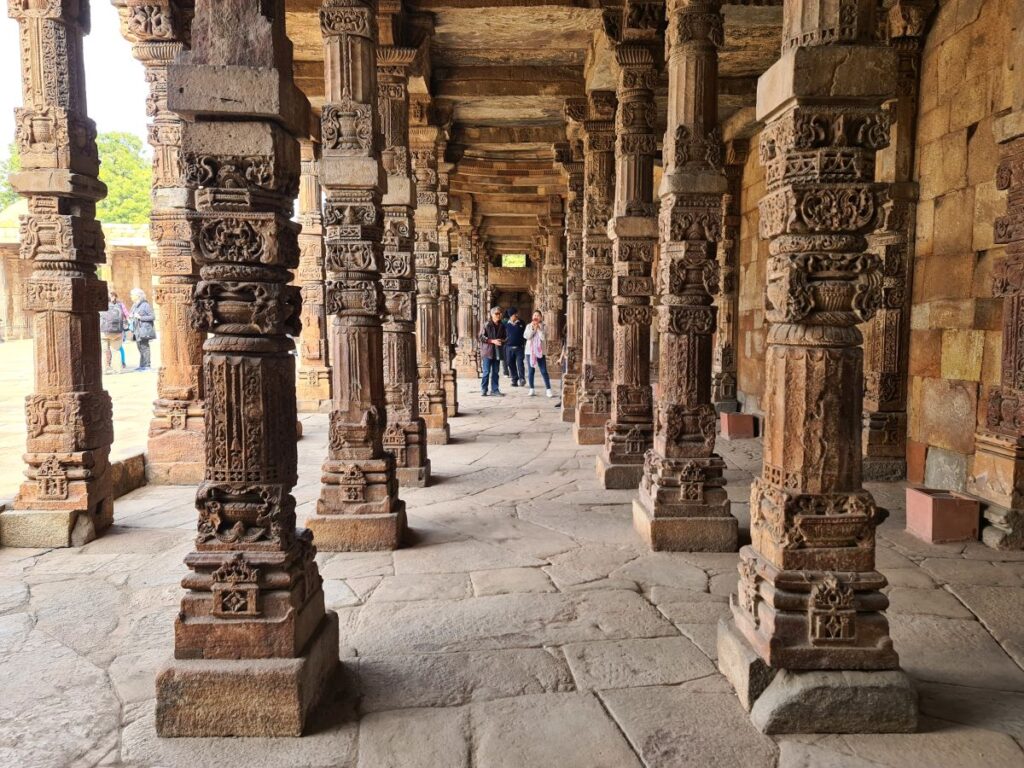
[394,537,546,574]
[885,587,974,618]
[544,545,641,587]
[920,558,1022,586]
[609,553,708,592]
[602,685,778,768]
[918,681,1024,741]
[357,707,470,768]
[370,573,473,602]
[750,669,918,734]
[562,636,715,691]
[471,693,642,768]
[470,567,556,596]
[946,585,1024,668]
[355,648,573,713]
[717,619,776,711]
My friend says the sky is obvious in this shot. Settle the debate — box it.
[0,3,149,163]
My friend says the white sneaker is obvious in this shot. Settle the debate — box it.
[546,389,553,398]
[528,388,536,397]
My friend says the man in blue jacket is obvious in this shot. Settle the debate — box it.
[479,306,507,396]
[504,307,526,387]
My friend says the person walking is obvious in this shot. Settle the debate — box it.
[479,306,507,397]
[99,292,127,374]
[499,307,511,377]
[504,307,526,387]
[128,288,156,372]
[523,309,553,398]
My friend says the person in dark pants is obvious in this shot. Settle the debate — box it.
[504,307,526,387]
[499,307,511,376]
[128,287,156,371]
[479,306,507,396]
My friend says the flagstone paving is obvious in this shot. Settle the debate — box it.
[1,376,1023,767]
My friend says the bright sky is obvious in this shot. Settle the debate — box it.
[0,3,149,164]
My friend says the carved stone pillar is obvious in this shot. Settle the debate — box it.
[437,163,459,416]
[309,0,406,550]
[597,39,659,489]
[112,0,205,484]
[969,11,1024,549]
[453,225,481,377]
[1,0,115,549]
[719,0,915,732]
[862,0,934,480]
[296,138,332,412]
[155,0,338,736]
[557,138,585,421]
[572,91,617,445]
[539,211,566,364]
[377,44,430,487]
[410,102,450,444]
[712,140,747,414]
[633,0,735,551]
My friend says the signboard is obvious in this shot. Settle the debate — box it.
[502,253,527,268]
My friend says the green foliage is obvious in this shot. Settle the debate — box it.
[96,132,151,225]
[0,142,20,211]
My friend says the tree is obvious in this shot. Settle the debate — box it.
[96,131,151,225]
[0,143,20,211]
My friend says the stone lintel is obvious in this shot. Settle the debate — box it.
[660,168,728,197]
[9,169,106,202]
[320,155,384,189]
[607,215,659,240]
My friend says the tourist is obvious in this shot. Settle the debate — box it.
[523,309,553,398]
[99,291,127,374]
[504,307,526,386]
[128,288,156,372]
[499,307,511,376]
[479,305,506,397]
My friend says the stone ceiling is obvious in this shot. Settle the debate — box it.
[285,0,783,254]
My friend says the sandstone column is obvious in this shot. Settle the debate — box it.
[862,0,934,480]
[712,139,747,414]
[155,0,338,736]
[556,137,585,421]
[113,1,206,484]
[718,0,915,731]
[295,138,333,412]
[1,0,115,548]
[633,0,735,550]
[597,39,659,489]
[572,91,617,445]
[453,222,481,377]
[437,162,460,416]
[377,44,430,487]
[539,210,566,365]
[969,3,1024,549]
[410,101,450,444]
[309,0,407,550]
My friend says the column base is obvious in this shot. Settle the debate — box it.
[717,619,916,734]
[632,500,738,552]
[443,371,459,418]
[146,428,205,485]
[396,459,431,488]
[297,398,333,414]
[714,399,740,414]
[596,453,645,489]
[0,505,112,548]
[561,406,576,423]
[573,423,604,445]
[156,612,340,737]
[427,426,450,445]
[297,368,332,413]
[862,457,906,482]
[981,503,1024,550]
[306,504,407,551]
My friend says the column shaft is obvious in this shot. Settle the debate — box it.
[437,165,459,416]
[557,140,585,421]
[453,226,481,376]
[712,140,747,414]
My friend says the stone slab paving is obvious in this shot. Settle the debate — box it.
[1,378,1023,766]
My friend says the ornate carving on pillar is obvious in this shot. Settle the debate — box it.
[969,13,1024,549]
[437,160,459,417]
[1,0,115,548]
[538,207,566,365]
[453,219,482,377]
[632,0,735,551]
[410,99,451,444]
[556,135,585,422]
[726,0,902,672]
[113,0,206,484]
[377,43,430,487]
[155,0,338,736]
[598,30,660,489]
[712,139,747,415]
[309,0,407,550]
[296,138,332,412]
[572,91,617,445]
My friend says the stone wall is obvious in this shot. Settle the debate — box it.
[736,132,768,414]
[906,0,1014,488]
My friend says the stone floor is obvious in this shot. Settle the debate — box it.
[2,376,1024,767]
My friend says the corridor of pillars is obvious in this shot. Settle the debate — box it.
[2,0,1023,745]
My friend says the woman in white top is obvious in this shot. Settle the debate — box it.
[523,310,553,397]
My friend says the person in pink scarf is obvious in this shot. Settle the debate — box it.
[523,309,553,397]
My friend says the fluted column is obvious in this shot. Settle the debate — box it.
[719,3,914,732]
[377,44,430,487]
[112,1,206,484]
[296,138,332,411]
[437,162,459,416]
[572,91,617,445]
[598,39,659,489]
[633,0,735,550]
[410,102,450,444]
[1,0,114,548]
[156,0,338,736]
[712,139,747,414]
[557,138,585,421]
[310,0,406,550]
